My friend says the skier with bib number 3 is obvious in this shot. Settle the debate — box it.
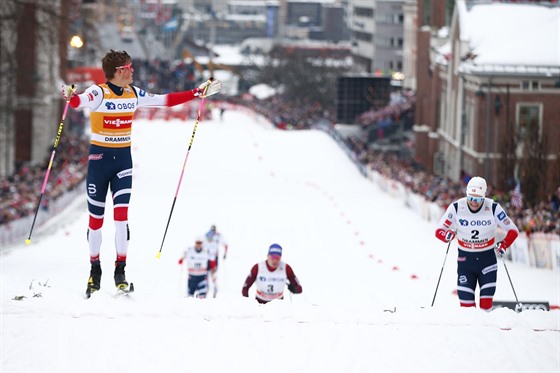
[242,243,302,304]
[61,49,222,297]
[435,176,519,310]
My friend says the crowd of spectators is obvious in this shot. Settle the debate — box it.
[2,59,558,237]
[132,59,198,93]
[226,94,335,130]
[346,136,560,235]
[0,134,89,225]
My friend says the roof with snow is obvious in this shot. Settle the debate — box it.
[455,0,560,76]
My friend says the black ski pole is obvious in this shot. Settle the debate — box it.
[156,82,210,258]
[500,253,521,311]
[431,239,452,307]
[26,85,74,245]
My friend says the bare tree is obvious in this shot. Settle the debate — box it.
[258,45,349,108]
[518,123,547,207]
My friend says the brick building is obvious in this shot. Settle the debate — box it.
[413,0,560,200]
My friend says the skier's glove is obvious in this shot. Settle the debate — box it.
[195,78,222,97]
[287,282,297,294]
[178,258,184,265]
[436,228,455,243]
[61,84,75,101]
[495,241,507,256]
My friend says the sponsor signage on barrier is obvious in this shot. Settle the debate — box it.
[493,301,550,312]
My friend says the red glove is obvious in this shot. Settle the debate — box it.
[496,229,519,256]
[436,228,455,243]
[178,258,184,265]
[209,260,217,270]
[495,242,507,256]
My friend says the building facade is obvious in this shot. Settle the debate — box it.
[414,0,560,200]
[349,0,404,74]
[0,0,69,176]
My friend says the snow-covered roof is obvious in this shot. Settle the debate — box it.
[249,83,278,99]
[456,0,560,76]
[195,44,266,67]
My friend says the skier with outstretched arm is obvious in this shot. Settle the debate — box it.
[62,49,221,297]
[435,176,519,310]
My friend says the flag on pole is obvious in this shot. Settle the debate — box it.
[511,181,523,209]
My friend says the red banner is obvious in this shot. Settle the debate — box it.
[67,67,105,84]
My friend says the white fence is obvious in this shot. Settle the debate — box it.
[0,181,85,248]
[313,122,560,271]
[365,169,560,271]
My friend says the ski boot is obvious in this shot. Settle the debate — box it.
[114,261,128,290]
[86,262,102,298]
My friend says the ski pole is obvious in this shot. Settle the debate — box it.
[431,239,452,306]
[156,82,210,258]
[25,85,75,245]
[500,253,521,310]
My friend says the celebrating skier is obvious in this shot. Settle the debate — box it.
[178,236,212,298]
[435,176,519,310]
[242,243,303,303]
[62,49,221,297]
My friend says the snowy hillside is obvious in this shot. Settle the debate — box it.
[1,108,559,372]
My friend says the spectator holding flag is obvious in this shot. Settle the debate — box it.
[511,181,523,209]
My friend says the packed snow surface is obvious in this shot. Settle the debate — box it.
[2,108,559,372]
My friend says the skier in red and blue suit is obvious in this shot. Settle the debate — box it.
[62,49,221,297]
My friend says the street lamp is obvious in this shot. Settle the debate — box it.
[70,35,84,49]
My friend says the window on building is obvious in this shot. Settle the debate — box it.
[422,0,432,25]
[521,81,540,90]
[517,104,542,139]
[397,61,403,70]
[354,31,373,42]
[398,38,403,47]
[354,7,374,18]
[376,36,391,47]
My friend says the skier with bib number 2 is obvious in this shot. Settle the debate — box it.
[435,176,519,310]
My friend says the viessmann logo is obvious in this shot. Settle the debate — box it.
[103,116,133,129]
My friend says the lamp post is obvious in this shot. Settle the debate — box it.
[485,77,492,182]
[70,35,84,49]
[69,35,84,68]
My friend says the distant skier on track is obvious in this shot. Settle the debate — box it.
[435,176,519,310]
[242,243,302,303]
[61,49,222,297]
[178,236,211,298]
[204,224,228,297]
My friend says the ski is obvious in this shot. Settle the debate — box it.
[85,283,134,299]
[116,282,134,296]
